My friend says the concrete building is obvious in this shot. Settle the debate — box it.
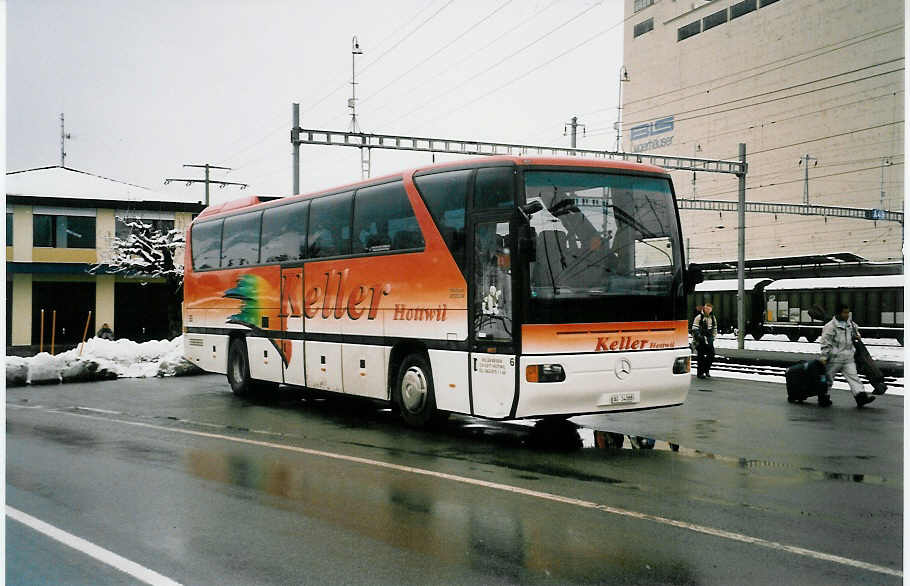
[6,166,204,350]
[622,0,904,263]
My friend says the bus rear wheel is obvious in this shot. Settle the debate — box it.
[394,354,445,428]
[227,338,254,396]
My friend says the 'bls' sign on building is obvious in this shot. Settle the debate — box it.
[630,115,674,153]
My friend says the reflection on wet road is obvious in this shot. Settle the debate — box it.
[5,374,903,584]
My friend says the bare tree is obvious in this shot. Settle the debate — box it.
[91,218,186,338]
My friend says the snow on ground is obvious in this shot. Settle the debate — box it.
[711,333,904,396]
[6,336,202,387]
[714,333,906,363]
[705,369,904,397]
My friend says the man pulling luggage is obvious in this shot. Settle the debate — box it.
[818,304,882,408]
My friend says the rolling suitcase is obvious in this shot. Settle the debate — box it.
[854,339,887,395]
[786,359,829,403]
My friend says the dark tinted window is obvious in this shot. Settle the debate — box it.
[261,201,309,263]
[221,212,261,267]
[6,213,13,246]
[191,220,223,270]
[353,181,424,254]
[633,17,653,38]
[414,170,470,273]
[308,192,353,258]
[33,215,55,247]
[677,20,700,41]
[759,0,779,6]
[703,8,727,31]
[474,167,514,209]
[32,215,95,248]
[731,0,756,18]
[66,216,95,248]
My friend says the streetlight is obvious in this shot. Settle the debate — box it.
[615,66,629,152]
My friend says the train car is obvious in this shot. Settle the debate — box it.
[688,278,773,339]
[763,275,904,344]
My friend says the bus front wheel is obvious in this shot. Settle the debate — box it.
[394,354,445,427]
[227,339,253,396]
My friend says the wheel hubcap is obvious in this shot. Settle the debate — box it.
[401,366,427,413]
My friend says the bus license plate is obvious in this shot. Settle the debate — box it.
[608,391,639,406]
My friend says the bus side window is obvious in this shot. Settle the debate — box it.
[474,167,514,210]
[308,191,353,258]
[261,201,309,262]
[221,212,262,267]
[413,169,470,274]
[353,181,424,254]
[191,219,223,270]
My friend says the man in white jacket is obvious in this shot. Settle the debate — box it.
[818,304,877,408]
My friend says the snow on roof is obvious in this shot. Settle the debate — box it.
[6,166,200,204]
[695,278,772,292]
[765,275,905,291]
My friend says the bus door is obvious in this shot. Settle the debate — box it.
[469,214,517,418]
[280,267,305,386]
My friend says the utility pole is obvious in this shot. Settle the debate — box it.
[563,116,585,150]
[615,66,629,152]
[736,143,747,350]
[692,143,702,197]
[348,36,371,179]
[164,164,248,207]
[292,103,300,195]
[799,153,817,205]
[880,157,892,209]
[60,113,71,166]
[348,36,362,134]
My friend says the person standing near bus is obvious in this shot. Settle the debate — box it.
[818,304,877,407]
[692,303,717,379]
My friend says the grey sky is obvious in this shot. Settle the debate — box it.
[8,0,624,205]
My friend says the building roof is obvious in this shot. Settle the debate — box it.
[695,278,773,292]
[6,166,203,207]
[765,275,905,291]
[695,252,869,270]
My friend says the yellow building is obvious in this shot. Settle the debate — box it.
[622,0,904,263]
[6,166,204,350]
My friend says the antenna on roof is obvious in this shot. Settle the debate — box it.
[60,113,72,167]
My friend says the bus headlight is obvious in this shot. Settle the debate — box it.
[673,356,690,374]
[526,364,566,383]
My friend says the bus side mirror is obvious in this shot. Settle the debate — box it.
[685,264,704,293]
[518,201,543,223]
[518,226,537,260]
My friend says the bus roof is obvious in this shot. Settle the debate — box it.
[194,155,670,221]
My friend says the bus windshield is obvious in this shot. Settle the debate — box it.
[524,170,683,323]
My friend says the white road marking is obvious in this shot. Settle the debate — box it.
[6,505,182,586]
[10,404,902,579]
[73,406,123,415]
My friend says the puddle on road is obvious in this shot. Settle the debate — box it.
[576,427,889,487]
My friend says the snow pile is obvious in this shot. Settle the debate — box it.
[6,336,203,387]
[714,333,905,363]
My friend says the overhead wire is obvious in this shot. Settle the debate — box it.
[220,0,449,168]
[621,59,904,129]
[581,82,904,139]
[615,24,905,116]
[361,0,562,121]
[360,0,514,107]
[375,1,607,129]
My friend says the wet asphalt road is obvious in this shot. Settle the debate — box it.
[6,374,903,585]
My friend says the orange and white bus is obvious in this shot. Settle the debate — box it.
[183,156,698,426]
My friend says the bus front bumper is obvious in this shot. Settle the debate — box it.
[515,349,690,418]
